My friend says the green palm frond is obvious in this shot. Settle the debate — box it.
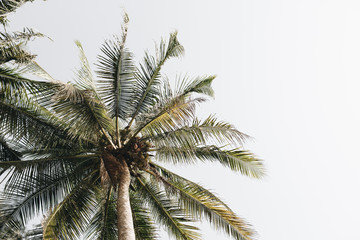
[96,37,134,119]
[149,163,256,240]
[134,97,205,139]
[0,221,43,240]
[0,41,35,64]
[0,159,95,238]
[135,175,201,240]
[23,223,43,240]
[155,145,265,178]
[0,90,76,149]
[130,190,158,240]
[85,187,118,240]
[74,41,96,91]
[2,154,98,207]
[147,115,249,148]
[134,74,216,139]
[50,83,114,144]
[0,135,21,162]
[0,153,99,174]
[43,170,99,240]
[96,13,135,123]
[0,28,44,56]
[0,28,44,64]
[0,136,22,178]
[128,31,184,127]
[0,66,53,96]
[18,60,55,82]
[175,75,216,98]
[0,27,44,43]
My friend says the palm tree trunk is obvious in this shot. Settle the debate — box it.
[117,158,135,240]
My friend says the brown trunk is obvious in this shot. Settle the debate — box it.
[116,157,135,240]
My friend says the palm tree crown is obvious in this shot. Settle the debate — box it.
[0,14,265,240]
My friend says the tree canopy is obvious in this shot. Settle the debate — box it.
[0,13,265,240]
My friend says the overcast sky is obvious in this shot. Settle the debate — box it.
[7,0,360,239]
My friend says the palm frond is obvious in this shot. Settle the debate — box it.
[128,31,184,127]
[134,97,205,139]
[2,154,98,203]
[0,221,43,240]
[0,0,37,25]
[0,90,77,149]
[135,175,201,240]
[0,135,21,162]
[0,66,53,96]
[0,27,44,44]
[0,157,97,238]
[18,60,55,82]
[84,187,118,240]
[149,163,256,240]
[175,74,216,98]
[134,74,216,140]
[50,82,114,144]
[130,190,158,240]
[74,41,96,91]
[0,153,99,173]
[155,145,265,179]
[96,13,135,123]
[24,223,43,240]
[0,135,26,180]
[146,115,249,148]
[0,28,44,64]
[43,170,99,240]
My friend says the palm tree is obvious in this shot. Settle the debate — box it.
[0,15,265,240]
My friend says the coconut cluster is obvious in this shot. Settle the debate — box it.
[107,136,151,171]
[127,137,151,171]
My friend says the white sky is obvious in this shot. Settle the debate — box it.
[7,0,360,239]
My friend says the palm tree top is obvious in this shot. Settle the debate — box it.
[0,13,265,240]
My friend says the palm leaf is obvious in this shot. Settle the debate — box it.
[50,82,114,144]
[175,74,216,98]
[84,187,118,240]
[0,153,99,172]
[0,158,96,238]
[23,223,43,239]
[134,74,216,139]
[0,93,77,149]
[135,175,201,240]
[73,41,96,91]
[0,135,21,162]
[128,31,184,127]
[0,28,44,63]
[0,221,43,240]
[0,66,53,97]
[155,145,265,178]
[133,97,205,139]
[18,60,55,82]
[43,170,99,240]
[150,163,256,240]
[96,13,135,123]
[0,0,38,25]
[146,115,249,148]
[130,190,158,240]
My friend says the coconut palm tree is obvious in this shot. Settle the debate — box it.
[0,15,265,240]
